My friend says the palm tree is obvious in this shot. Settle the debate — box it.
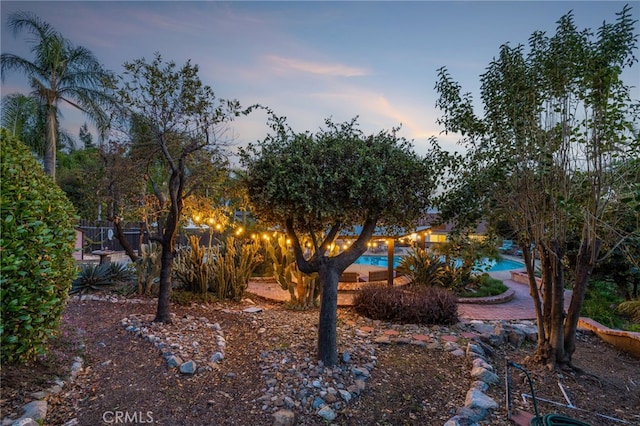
[1,11,115,179]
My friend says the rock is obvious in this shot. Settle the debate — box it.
[471,358,493,371]
[374,335,391,344]
[11,419,40,426]
[451,349,466,357]
[209,352,224,363]
[351,367,369,378]
[179,360,197,374]
[507,328,526,347]
[444,414,479,426]
[312,396,325,409]
[426,341,442,350]
[272,409,296,426]
[444,341,460,351]
[466,343,485,358]
[470,380,488,392]
[242,307,263,313]
[316,405,336,421]
[470,366,499,384]
[511,324,538,342]
[470,323,494,335]
[283,396,295,408]
[14,400,47,425]
[338,389,352,403]
[465,389,499,410]
[167,355,183,368]
[456,405,487,421]
[29,391,48,400]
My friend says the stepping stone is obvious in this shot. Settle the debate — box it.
[383,329,400,336]
[242,307,263,313]
[358,326,374,333]
[412,334,431,342]
[374,335,391,344]
[461,332,477,339]
[441,335,458,342]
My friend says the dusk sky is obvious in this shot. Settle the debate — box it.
[1,1,638,159]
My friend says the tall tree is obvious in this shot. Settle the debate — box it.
[241,116,442,366]
[115,53,247,322]
[434,6,639,368]
[79,123,94,149]
[0,11,114,179]
[1,93,45,156]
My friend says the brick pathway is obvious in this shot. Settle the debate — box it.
[246,272,573,322]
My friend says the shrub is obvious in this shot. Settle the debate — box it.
[396,248,446,287]
[170,289,217,306]
[618,299,640,324]
[353,284,458,325]
[0,130,78,363]
[459,273,508,298]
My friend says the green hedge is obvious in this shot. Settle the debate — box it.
[0,129,78,363]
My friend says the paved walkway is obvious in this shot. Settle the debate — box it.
[245,269,572,322]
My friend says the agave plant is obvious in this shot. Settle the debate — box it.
[70,261,134,294]
[70,263,115,294]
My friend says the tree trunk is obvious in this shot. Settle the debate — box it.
[154,238,174,323]
[317,266,339,367]
[523,247,546,344]
[564,238,601,358]
[112,217,138,262]
[45,103,57,179]
[548,242,566,367]
[154,208,178,323]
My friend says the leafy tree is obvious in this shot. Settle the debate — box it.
[240,116,442,366]
[1,11,115,179]
[114,53,247,322]
[57,146,102,219]
[96,138,147,261]
[434,6,639,367]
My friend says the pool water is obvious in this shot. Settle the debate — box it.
[354,255,524,271]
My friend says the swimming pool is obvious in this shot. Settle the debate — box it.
[354,255,524,272]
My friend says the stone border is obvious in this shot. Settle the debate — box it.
[2,350,84,426]
[578,317,640,359]
[457,288,516,305]
[509,272,640,359]
[120,313,227,374]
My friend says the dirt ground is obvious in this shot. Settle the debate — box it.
[1,296,638,426]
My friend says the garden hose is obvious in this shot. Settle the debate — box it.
[530,413,591,426]
[506,361,592,426]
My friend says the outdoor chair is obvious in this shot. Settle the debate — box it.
[339,272,360,282]
[498,240,514,252]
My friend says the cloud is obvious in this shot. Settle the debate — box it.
[263,55,368,77]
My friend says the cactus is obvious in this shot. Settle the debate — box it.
[135,242,162,295]
[264,235,319,309]
[209,236,263,300]
[173,235,215,295]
